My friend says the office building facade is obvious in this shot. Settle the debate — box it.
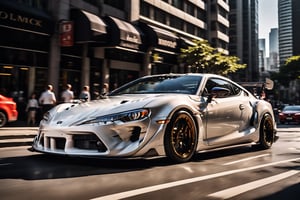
[278,0,300,66]
[228,0,259,81]
[0,0,230,115]
[269,28,279,71]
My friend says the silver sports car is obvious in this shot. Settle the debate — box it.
[32,73,277,163]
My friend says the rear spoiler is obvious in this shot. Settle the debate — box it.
[239,78,274,90]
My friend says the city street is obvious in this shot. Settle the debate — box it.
[0,124,299,200]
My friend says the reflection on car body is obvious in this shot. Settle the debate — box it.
[32,73,277,163]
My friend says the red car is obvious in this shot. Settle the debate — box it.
[278,105,300,124]
[0,95,18,127]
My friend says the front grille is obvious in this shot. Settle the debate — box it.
[42,137,66,150]
[55,138,66,150]
[73,134,107,152]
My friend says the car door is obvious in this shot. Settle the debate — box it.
[202,78,252,146]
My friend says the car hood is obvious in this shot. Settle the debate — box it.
[46,94,191,126]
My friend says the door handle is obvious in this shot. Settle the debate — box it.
[239,104,245,110]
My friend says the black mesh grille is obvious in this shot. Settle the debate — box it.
[73,134,107,152]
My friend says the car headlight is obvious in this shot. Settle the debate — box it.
[81,109,150,125]
[42,111,50,121]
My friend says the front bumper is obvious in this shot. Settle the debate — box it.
[32,118,164,157]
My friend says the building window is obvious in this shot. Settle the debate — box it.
[196,7,206,21]
[186,2,195,16]
[103,0,125,10]
[140,1,150,18]
[196,27,206,38]
[14,0,47,10]
[171,0,184,10]
[218,23,228,35]
[219,6,228,19]
[170,16,184,30]
[186,23,194,35]
[154,9,167,24]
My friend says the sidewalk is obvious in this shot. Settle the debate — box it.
[0,120,37,148]
[4,120,39,129]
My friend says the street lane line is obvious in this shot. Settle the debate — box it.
[223,153,270,165]
[207,169,300,199]
[90,157,300,200]
[0,163,12,166]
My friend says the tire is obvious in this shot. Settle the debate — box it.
[258,113,275,149]
[0,111,7,128]
[164,110,197,163]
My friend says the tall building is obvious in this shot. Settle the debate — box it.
[206,0,230,54]
[258,38,266,72]
[278,0,293,65]
[0,0,230,117]
[278,0,300,104]
[269,28,279,71]
[278,0,300,65]
[229,0,259,81]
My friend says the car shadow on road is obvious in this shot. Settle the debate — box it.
[0,145,266,181]
[0,152,174,180]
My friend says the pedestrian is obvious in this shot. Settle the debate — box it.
[39,84,56,114]
[79,85,90,101]
[61,84,74,103]
[101,83,109,96]
[26,93,39,126]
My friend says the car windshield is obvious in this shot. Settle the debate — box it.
[283,106,300,112]
[109,75,202,95]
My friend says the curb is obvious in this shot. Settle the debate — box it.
[0,126,37,148]
[0,139,33,148]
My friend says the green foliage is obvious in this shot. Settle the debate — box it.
[179,40,246,75]
[273,55,300,87]
[282,55,300,80]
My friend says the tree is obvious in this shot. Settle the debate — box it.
[179,40,246,75]
[281,55,300,80]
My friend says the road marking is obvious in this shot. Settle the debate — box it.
[0,163,13,166]
[208,169,300,199]
[90,157,300,200]
[223,153,270,165]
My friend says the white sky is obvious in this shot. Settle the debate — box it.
[258,0,278,54]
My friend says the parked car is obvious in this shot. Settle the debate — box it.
[32,73,277,163]
[278,105,300,124]
[0,95,18,127]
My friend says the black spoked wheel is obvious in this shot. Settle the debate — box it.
[164,110,197,163]
[0,111,7,128]
[258,113,275,149]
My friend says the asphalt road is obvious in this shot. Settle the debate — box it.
[0,124,299,200]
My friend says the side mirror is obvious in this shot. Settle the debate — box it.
[207,87,230,103]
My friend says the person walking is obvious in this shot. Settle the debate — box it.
[79,85,91,101]
[39,84,56,114]
[101,83,109,96]
[25,93,39,126]
[61,84,74,103]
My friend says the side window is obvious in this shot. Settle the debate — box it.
[203,78,241,98]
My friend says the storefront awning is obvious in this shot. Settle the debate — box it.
[104,16,142,50]
[70,9,106,43]
[138,22,178,52]
[0,1,54,36]
[178,37,196,49]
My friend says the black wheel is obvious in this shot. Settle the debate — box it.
[258,113,275,149]
[164,110,197,163]
[0,111,7,128]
